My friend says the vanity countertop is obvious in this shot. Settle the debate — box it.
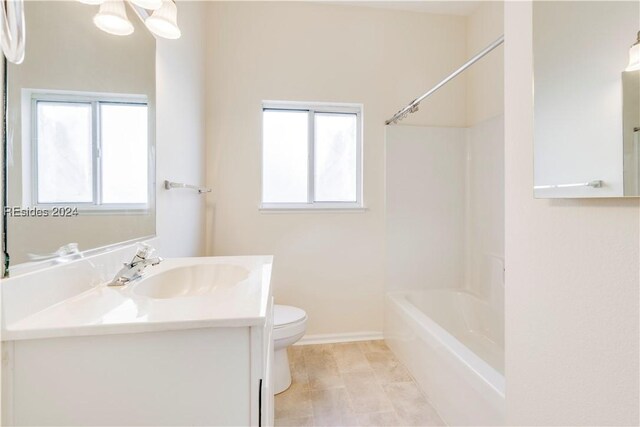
[2,256,273,341]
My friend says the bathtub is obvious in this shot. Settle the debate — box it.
[384,289,505,426]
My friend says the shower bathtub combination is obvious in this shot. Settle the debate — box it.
[383,34,505,426]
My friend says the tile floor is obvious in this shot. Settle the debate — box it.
[274,340,445,427]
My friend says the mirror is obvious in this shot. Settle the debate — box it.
[3,0,156,271]
[533,1,640,198]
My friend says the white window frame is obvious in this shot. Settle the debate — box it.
[260,100,364,211]
[24,90,151,214]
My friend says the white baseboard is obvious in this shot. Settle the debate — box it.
[295,331,383,346]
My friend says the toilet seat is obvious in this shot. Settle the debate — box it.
[273,305,307,342]
[274,305,307,328]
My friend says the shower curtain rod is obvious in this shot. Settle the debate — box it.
[385,35,504,125]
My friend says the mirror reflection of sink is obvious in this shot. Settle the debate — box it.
[131,264,250,299]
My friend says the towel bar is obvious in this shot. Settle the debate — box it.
[534,180,603,190]
[164,180,211,194]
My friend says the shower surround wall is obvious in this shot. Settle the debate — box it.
[385,115,505,304]
[385,126,467,293]
[465,115,505,309]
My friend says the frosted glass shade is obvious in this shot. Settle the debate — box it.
[145,0,181,39]
[93,0,134,36]
[129,0,163,11]
[626,42,640,72]
[78,0,105,5]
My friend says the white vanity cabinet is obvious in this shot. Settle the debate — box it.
[1,256,275,427]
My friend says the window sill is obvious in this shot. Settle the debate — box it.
[259,203,367,213]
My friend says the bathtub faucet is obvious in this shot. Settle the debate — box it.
[108,244,162,286]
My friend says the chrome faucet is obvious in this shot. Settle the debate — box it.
[108,244,162,286]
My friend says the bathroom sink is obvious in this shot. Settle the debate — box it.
[3,256,273,341]
[131,264,250,299]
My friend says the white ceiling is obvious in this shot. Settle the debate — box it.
[323,1,482,16]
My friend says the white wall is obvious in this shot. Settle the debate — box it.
[205,2,468,336]
[505,2,640,425]
[155,1,206,258]
[385,126,467,292]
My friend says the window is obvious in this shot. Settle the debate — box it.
[261,102,362,210]
[30,92,150,211]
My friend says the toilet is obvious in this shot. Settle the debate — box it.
[273,305,307,394]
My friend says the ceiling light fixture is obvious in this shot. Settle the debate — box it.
[80,0,181,39]
[144,0,181,40]
[93,0,134,36]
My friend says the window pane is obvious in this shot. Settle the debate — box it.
[262,110,309,203]
[100,104,149,205]
[314,113,358,202]
[36,102,93,204]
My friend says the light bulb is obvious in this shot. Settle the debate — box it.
[145,0,181,39]
[93,0,134,36]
